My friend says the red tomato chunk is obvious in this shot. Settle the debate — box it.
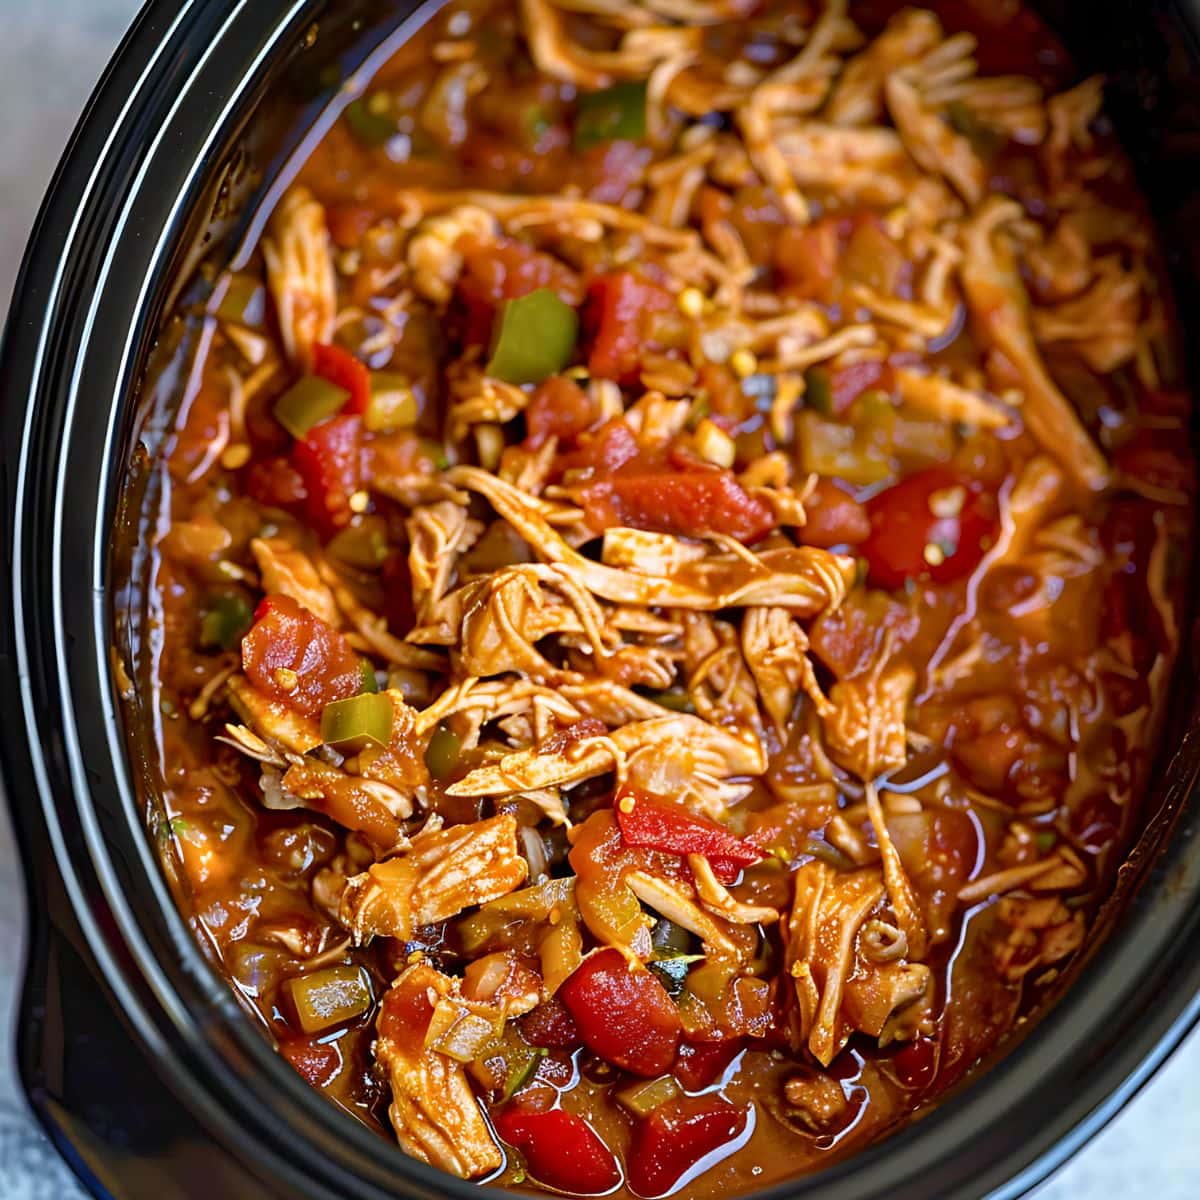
[799,478,871,548]
[242,594,364,718]
[558,948,682,1077]
[581,469,776,543]
[672,1037,743,1091]
[615,788,763,883]
[626,1094,751,1198]
[861,467,997,588]
[291,412,364,539]
[583,271,673,384]
[525,375,598,449]
[312,342,371,414]
[492,1107,620,1195]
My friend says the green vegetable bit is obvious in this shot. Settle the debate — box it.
[574,81,646,150]
[344,96,396,146]
[327,520,390,570]
[684,393,711,432]
[321,692,394,754]
[213,274,266,326]
[486,288,579,385]
[274,375,350,440]
[358,659,379,694]
[638,687,696,714]
[616,1074,682,1118]
[525,103,552,145]
[365,371,418,433]
[200,594,253,650]
[502,1045,546,1100]
[284,965,373,1034]
[804,366,834,416]
[648,954,701,999]
[425,723,463,781]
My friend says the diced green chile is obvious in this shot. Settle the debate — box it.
[648,954,700,999]
[344,96,396,146]
[365,372,418,432]
[804,366,834,416]
[214,274,266,325]
[638,687,696,714]
[486,289,579,385]
[321,692,393,753]
[200,594,253,650]
[327,521,390,569]
[285,965,373,1034]
[574,81,646,150]
[425,723,463,780]
[275,375,350,440]
[359,659,380,694]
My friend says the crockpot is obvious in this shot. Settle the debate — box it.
[1,1,1199,1197]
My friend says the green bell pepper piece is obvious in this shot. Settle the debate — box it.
[804,366,834,416]
[425,723,463,781]
[200,594,253,650]
[345,96,395,146]
[486,289,578,385]
[365,371,418,432]
[574,81,646,150]
[274,375,350,440]
[321,692,393,754]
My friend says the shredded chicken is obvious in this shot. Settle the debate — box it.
[375,964,503,1177]
[262,187,336,368]
[959,197,1109,490]
[340,814,527,942]
[785,860,931,1066]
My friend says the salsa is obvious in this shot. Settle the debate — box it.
[123,0,1193,1196]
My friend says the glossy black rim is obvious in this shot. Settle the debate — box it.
[0,1,1198,1198]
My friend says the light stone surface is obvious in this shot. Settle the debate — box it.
[0,0,1196,1196]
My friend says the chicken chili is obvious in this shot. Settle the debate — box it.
[129,0,1193,1195]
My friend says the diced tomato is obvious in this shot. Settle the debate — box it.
[325,203,378,249]
[519,997,583,1050]
[581,469,776,542]
[861,467,997,588]
[626,1094,750,1198]
[242,593,365,718]
[558,948,682,1077]
[312,343,370,414]
[377,967,437,1055]
[280,1037,342,1088]
[582,139,655,205]
[672,1037,743,1091]
[245,455,307,510]
[828,359,890,414]
[615,788,763,884]
[774,219,840,304]
[457,233,583,346]
[583,271,673,384]
[556,418,640,477]
[525,376,598,449]
[801,478,871,547]
[492,1107,620,1195]
[291,413,364,539]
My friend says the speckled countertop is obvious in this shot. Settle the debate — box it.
[0,2,1196,1197]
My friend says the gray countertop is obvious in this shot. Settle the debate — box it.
[0,1,1196,1197]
